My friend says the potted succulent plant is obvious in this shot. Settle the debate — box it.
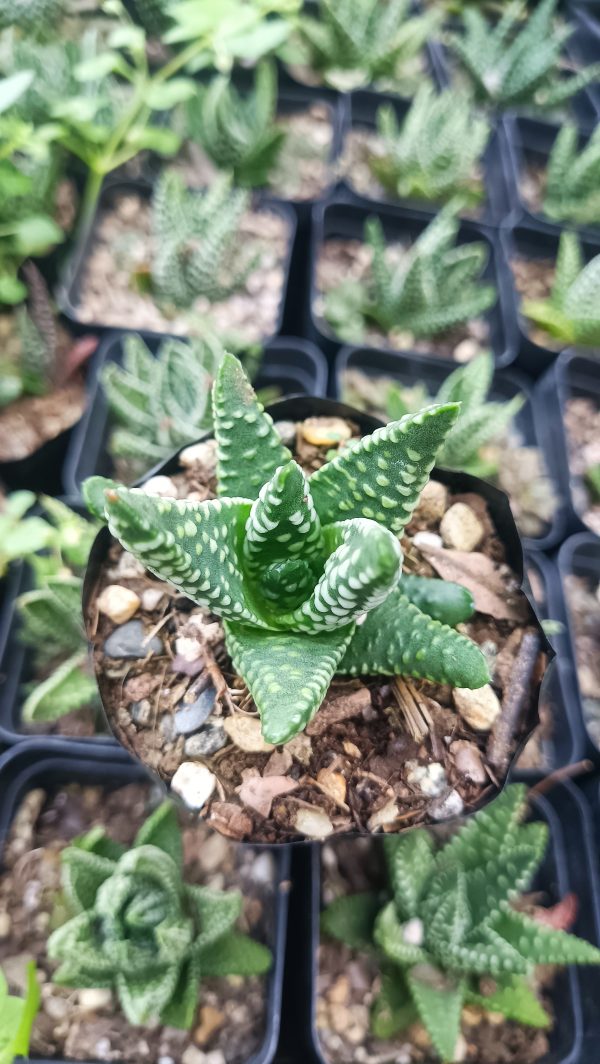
[0,743,289,1064]
[80,354,548,842]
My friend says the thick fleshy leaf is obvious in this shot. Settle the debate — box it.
[321,892,381,950]
[374,902,429,968]
[224,619,354,744]
[384,831,435,920]
[309,403,460,533]
[48,912,115,979]
[428,872,471,949]
[61,847,116,914]
[338,589,490,688]
[134,801,182,870]
[213,352,291,500]
[465,975,551,1028]
[371,967,417,1040]
[437,784,529,873]
[92,482,269,627]
[397,574,475,627]
[186,884,242,950]
[116,964,180,1026]
[160,956,201,1029]
[74,826,126,863]
[491,909,600,966]
[21,650,98,723]
[406,966,465,1064]
[197,931,272,977]
[282,519,402,634]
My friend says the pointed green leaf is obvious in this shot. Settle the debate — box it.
[338,589,490,689]
[160,956,201,1029]
[406,965,465,1063]
[61,847,117,914]
[437,784,529,873]
[492,908,600,967]
[74,825,126,863]
[374,902,429,968]
[213,352,291,500]
[21,650,98,723]
[83,475,122,520]
[224,620,354,744]
[466,975,551,1028]
[116,964,180,1026]
[429,872,471,949]
[197,931,272,977]
[384,831,435,920]
[371,967,417,1039]
[400,574,475,626]
[187,884,241,950]
[309,403,460,533]
[321,892,381,950]
[134,801,182,870]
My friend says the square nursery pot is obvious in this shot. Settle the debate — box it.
[300,782,597,1064]
[81,393,552,843]
[334,345,568,550]
[0,741,290,1064]
[502,115,600,239]
[535,350,600,537]
[557,533,600,760]
[309,197,516,365]
[62,330,329,497]
[0,422,81,497]
[55,178,297,346]
[338,89,509,226]
[500,222,600,377]
[0,502,125,750]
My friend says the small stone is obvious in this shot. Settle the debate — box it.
[367,799,398,832]
[405,760,447,797]
[223,715,274,753]
[175,685,216,736]
[286,733,313,765]
[343,740,361,759]
[403,918,424,946]
[161,714,175,741]
[0,912,10,938]
[175,636,204,663]
[43,991,69,1021]
[185,724,227,758]
[77,988,113,1013]
[275,420,296,447]
[95,1038,112,1060]
[193,1004,225,1047]
[330,1004,353,1035]
[415,480,448,522]
[294,807,333,838]
[450,740,487,783]
[316,768,347,807]
[430,788,464,821]
[187,616,224,646]
[182,1047,207,1064]
[301,416,352,447]
[142,587,165,612]
[263,748,293,776]
[171,762,216,811]
[454,338,480,363]
[440,503,484,551]
[131,699,152,726]
[454,1034,468,1062]
[454,685,501,731]
[328,975,350,1005]
[142,475,178,498]
[250,852,275,884]
[104,620,163,659]
[412,530,443,551]
[179,439,217,472]
[238,774,297,818]
[97,584,140,624]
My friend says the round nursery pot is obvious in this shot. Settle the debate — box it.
[82,396,552,844]
[303,783,597,1064]
[0,741,290,1064]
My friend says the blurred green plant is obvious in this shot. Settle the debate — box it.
[543,122,600,227]
[0,963,40,1064]
[521,231,600,347]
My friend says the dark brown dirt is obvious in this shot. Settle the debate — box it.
[0,782,278,1064]
[0,381,86,463]
[86,417,546,844]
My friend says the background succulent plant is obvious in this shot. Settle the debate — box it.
[85,354,489,746]
[0,0,63,34]
[0,962,40,1064]
[48,801,272,1028]
[543,122,600,226]
[323,203,497,344]
[521,231,600,347]
[322,784,600,1062]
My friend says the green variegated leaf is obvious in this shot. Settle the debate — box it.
[134,801,182,869]
[437,784,529,873]
[309,403,459,533]
[338,589,490,688]
[374,902,429,968]
[406,966,465,1063]
[224,620,353,744]
[198,932,272,977]
[321,892,381,950]
[187,885,242,950]
[21,650,98,723]
[213,352,291,500]
[116,964,180,1026]
[160,956,201,1029]
[466,975,551,1028]
[384,831,435,920]
[61,847,116,914]
[400,574,475,626]
[428,872,470,949]
[371,967,417,1039]
[492,909,600,966]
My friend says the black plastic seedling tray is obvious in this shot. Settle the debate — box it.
[62,331,329,496]
[309,196,516,365]
[535,351,600,536]
[334,344,568,549]
[55,179,297,345]
[557,533,600,762]
[339,89,510,226]
[0,741,291,1064]
[500,222,600,378]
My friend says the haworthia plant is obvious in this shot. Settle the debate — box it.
[0,962,40,1064]
[369,87,490,209]
[101,332,225,479]
[322,784,600,1062]
[0,0,63,33]
[448,0,600,112]
[521,231,600,347]
[543,123,600,227]
[47,801,271,1028]
[323,202,497,344]
[84,354,489,745]
[185,63,286,188]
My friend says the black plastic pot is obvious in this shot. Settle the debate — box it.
[0,422,79,496]
[502,115,600,238]
[82,393,551,836]
[557,533,600,760]
[334,345,568,550]
[301,782,596,1064]
[62,330,329,497]
[339,90,509,226]
[55,178,297,344]
[535,350,600,537]
[309,196,516,366]
[0,740,290,1064]
[500,222,600,378]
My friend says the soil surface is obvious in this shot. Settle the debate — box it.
[0,782,279,1064]
[563,395,600,535]
[75,193,290,344]
[316,838,554,1064]
[563,571,600,748]
[340,369,558,541]
[519,159,549,219]
[86,417,546,844]
[511,255,563,350]
[314,237,492,361]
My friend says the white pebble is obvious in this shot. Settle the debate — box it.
[77,988,113,1013]
[431,789,465,821]
[141,475,178,498]
[97,584,140,624]
[440,503,484,552]
[141,587,165,612]
[454,685,501,731]
[405,760,447,797]
[171,762,216,811]
[402,917,424,946]
[412,530,443,551]
[294,807,334,839]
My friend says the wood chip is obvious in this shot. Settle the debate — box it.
[208,802,253,839]
[420,546,529,622]
[286,733,313,765]
[223,716,274,753]
[306,686,372,736]
[316,768,348,808]
[238,775,297,818]
[294,806,334,839]
[263,749,293,776]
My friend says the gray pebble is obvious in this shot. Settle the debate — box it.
[131,699,152,726]
[104,621,163,659]
[161,714,176,742]
[184,723,227,757]
[174,684,216,736]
